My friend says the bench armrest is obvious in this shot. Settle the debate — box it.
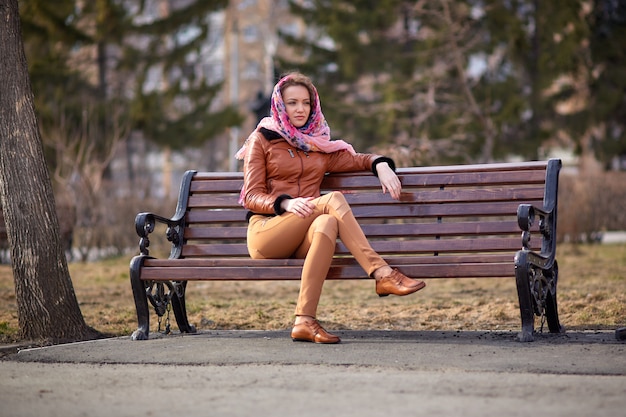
[515,158,561,269]
[135,170,197,259]
[135,212,185,258]
[516,203,557,268]
[517,203,555,238]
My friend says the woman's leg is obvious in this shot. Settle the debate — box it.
[247,191,423,344]
[247,191,388,274]
[293,214,337,318]
[313,191,425,296]
[248,212,341,343]
[247,213,318,259]
[247,212,337,319]
[313,191,387,276]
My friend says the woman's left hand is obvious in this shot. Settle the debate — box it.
[376,162,402,200]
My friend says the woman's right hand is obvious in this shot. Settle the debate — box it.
[283,197,315,218]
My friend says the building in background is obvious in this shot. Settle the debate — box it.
[222,0,305,170]
[110,0,306,199]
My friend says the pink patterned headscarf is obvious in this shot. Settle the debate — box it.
[235,73,355,160]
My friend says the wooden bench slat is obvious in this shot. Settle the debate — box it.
[182,220,534,240]
[396,161,549,173]
[190,179,244,192]
[143,253,514,268]
[140,262,514,281]
[359,221,535,237]
[184,199,544,223]
[186,172,547,192]
[187,166,548,195]
[342,237,531,254]
[189,162,548,182]
[180,237,530,258]
[350,200,543,218]
[186,170,547,194]
[321,169,547,189]
[185,226,249,239]
[186,187,546,209]
[186,210,248,223]
[344,188,546,205]
[398,170,547,187]
[187,195,241,209]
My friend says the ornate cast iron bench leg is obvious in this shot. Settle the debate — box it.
[515,251,564,342]
[130,255,150,340]
[543,262,564,334]
[171,281,196,334]
[515,251,535,342]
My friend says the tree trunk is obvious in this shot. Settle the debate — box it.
[0,0,100,342]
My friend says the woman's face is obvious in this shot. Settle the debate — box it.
[282,85,311,128]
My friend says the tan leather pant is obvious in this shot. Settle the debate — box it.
[247,191,387,317]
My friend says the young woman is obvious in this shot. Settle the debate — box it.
[236,72,425,344]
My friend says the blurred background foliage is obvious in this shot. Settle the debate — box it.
[5,0,625,259]
[281,0,626,167]
[18,0,626,168]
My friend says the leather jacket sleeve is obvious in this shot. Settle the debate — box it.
[241,132,277,214]
[326,150,380,174]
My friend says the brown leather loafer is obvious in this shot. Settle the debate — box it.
[376,269,426,297]
[291,320,341,344]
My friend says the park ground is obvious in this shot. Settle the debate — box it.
[0,243,624,344]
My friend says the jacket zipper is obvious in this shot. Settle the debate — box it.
[287,147,306,196]
[296,148,304,196]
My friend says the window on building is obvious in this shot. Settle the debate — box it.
[280,22,300,38]
[204,61,224,84]
[242,24,258,42]
[242,61,260,80]
[238,0,258,10]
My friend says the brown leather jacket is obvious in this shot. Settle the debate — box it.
[242,129,392,215]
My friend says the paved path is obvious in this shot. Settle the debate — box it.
[1,330,625,417]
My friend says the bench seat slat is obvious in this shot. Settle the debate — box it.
[143,253,514,268]
[140,262,514,281]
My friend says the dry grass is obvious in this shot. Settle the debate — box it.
[0,244,624,342]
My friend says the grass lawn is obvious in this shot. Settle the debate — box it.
[0,243,624,342]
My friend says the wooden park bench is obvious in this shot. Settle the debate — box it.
[130,159,564,342]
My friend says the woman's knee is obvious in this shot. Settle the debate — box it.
[321,191,351,217]
[312,214,338,240]
[327,190,347,204]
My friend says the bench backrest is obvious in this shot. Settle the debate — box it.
[176,161,558,271]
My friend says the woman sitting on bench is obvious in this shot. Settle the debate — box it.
[236,72,426,344]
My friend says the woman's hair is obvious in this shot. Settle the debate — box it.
[278,72,316,103]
